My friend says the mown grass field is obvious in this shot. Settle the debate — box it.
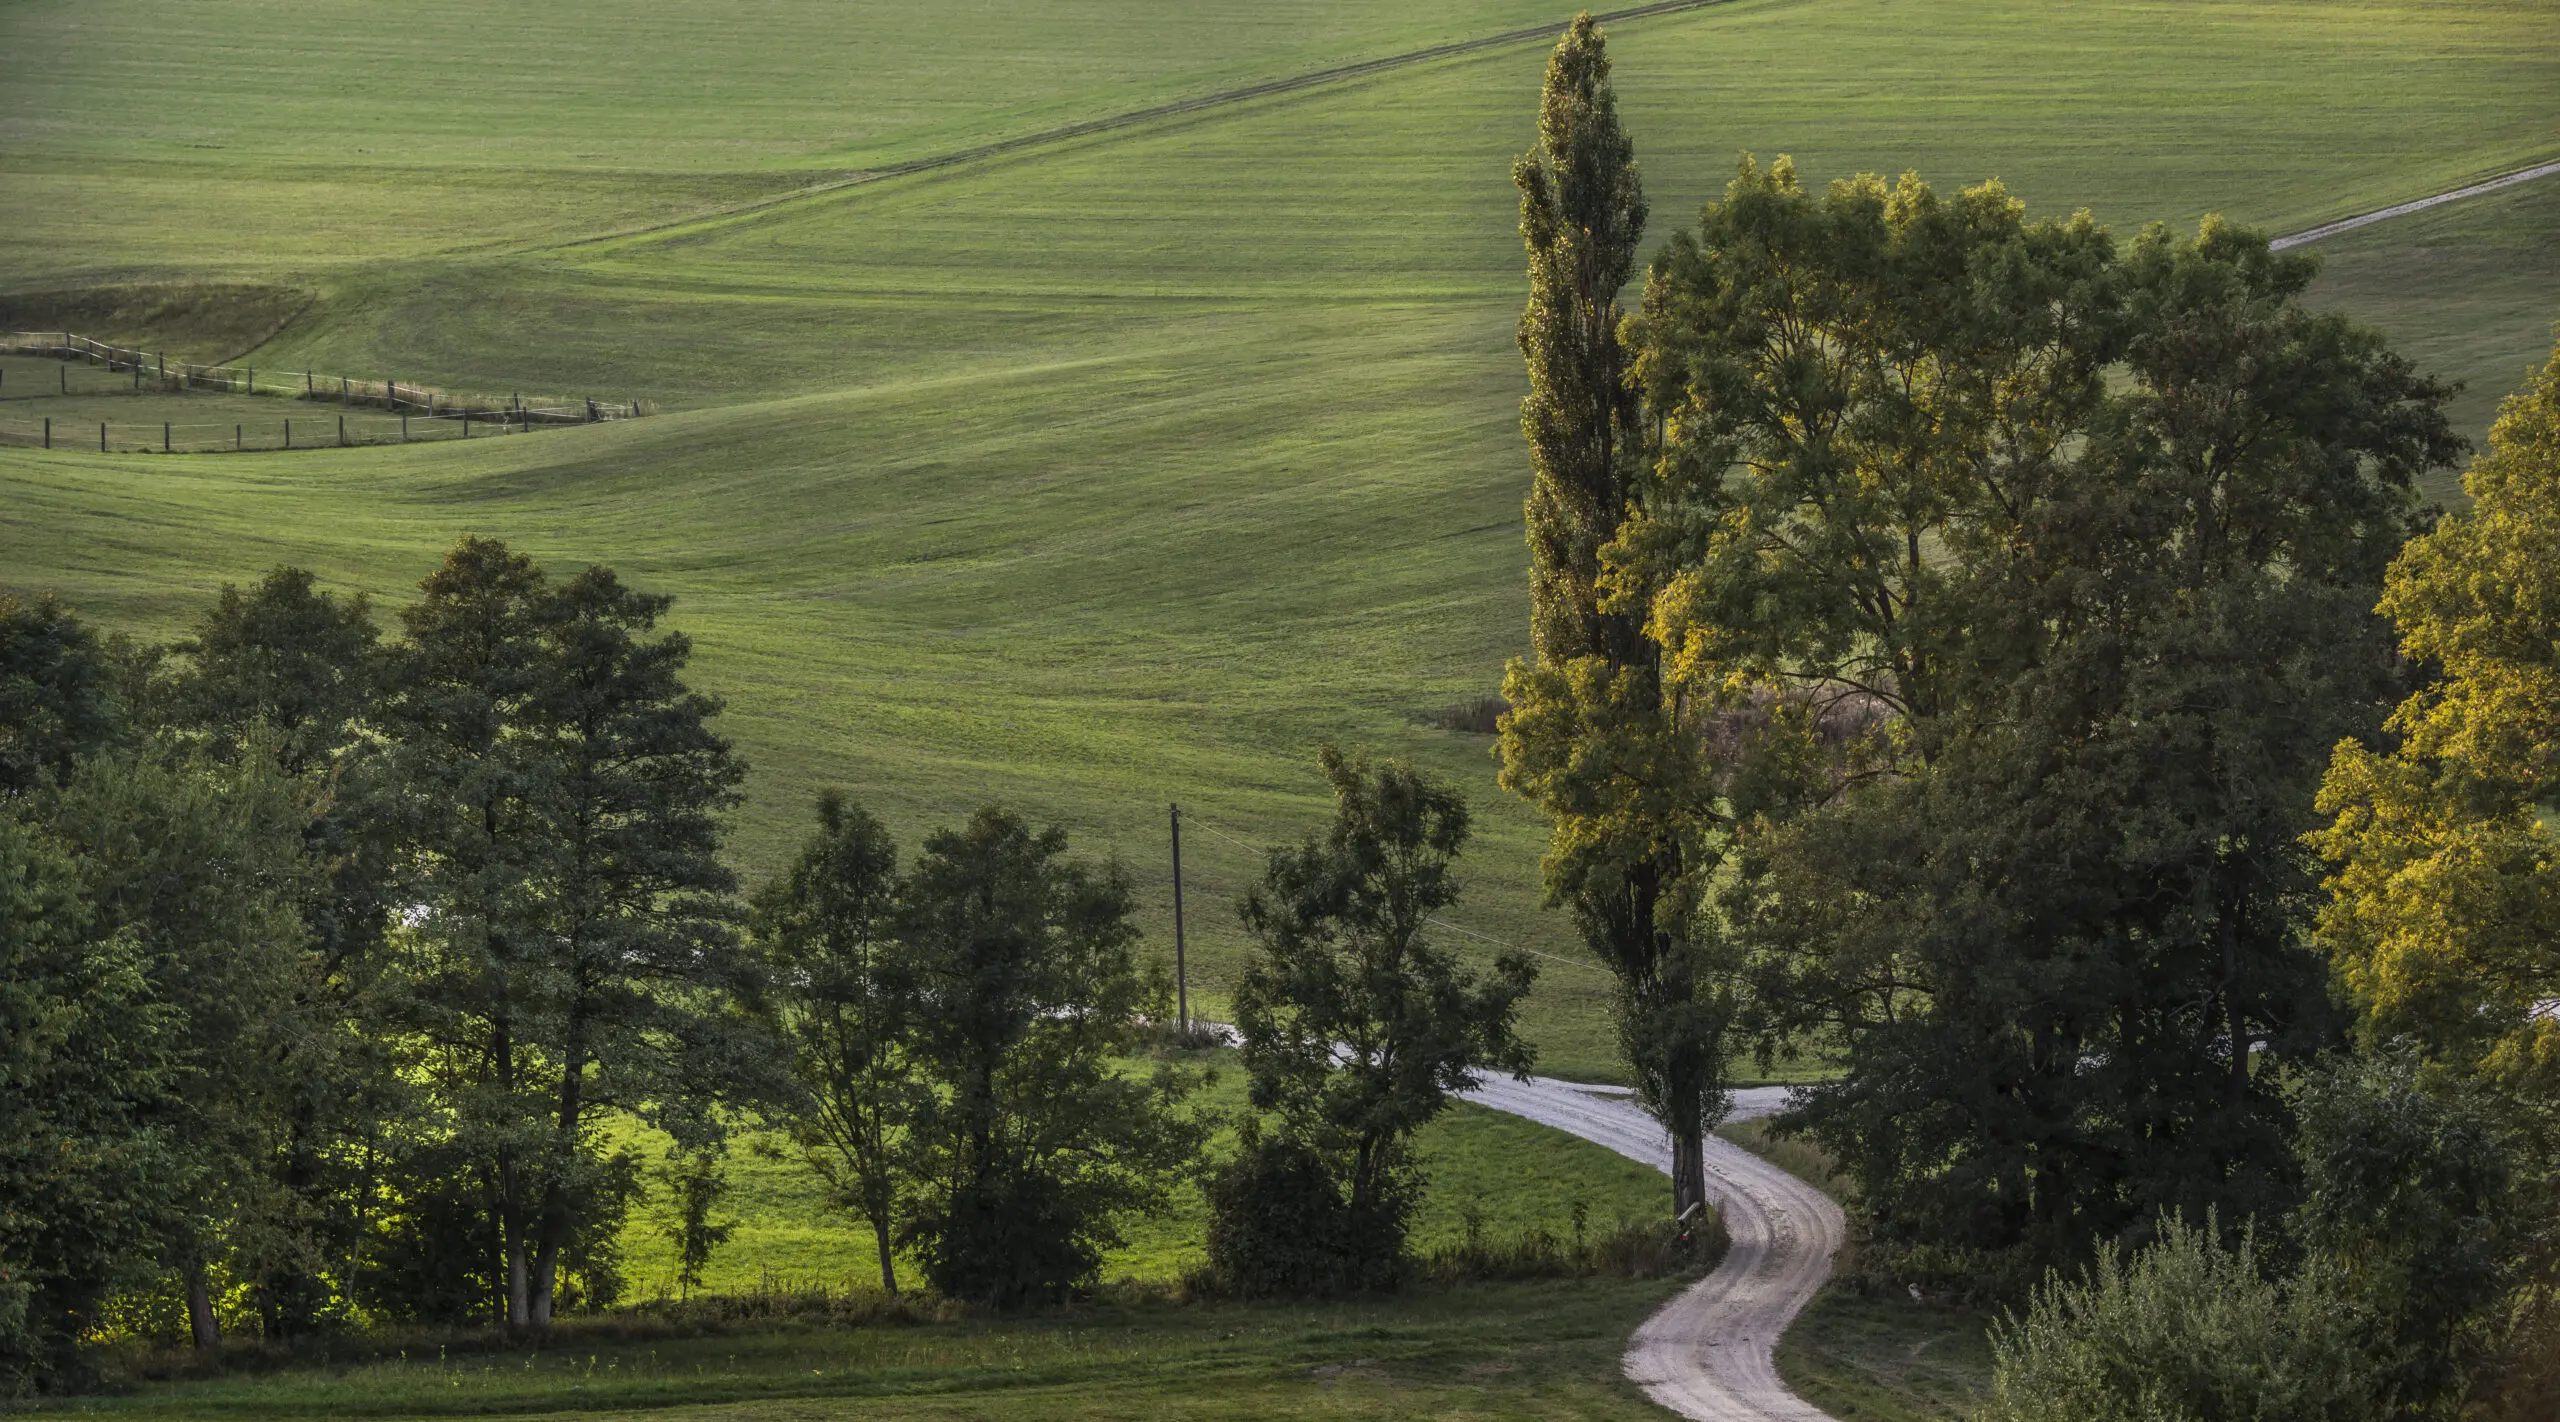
[2,0,2553,1090]
[608,1057,1675,1301]
[34,1273,1701,1420]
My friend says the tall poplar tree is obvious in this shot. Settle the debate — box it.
[1500,11,1729,1218]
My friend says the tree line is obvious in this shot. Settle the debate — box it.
[0,540,1542,1393]
[1505,14,2557,1418]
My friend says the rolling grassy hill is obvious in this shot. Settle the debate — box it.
[2,0,2554,1091]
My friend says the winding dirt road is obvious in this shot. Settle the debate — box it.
[1462,1077,1846,1421]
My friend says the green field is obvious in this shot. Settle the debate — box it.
[34,1275,1697,1420]
[2,0,2554,1083]
[607,1060,1675,1301]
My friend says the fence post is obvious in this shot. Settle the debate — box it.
[463,411,471,438]
[236,424,242,451]
[341,376,348,405]
[42,417,49,449]
[338,415,346,447]
[164,422,169,453]
[159,353,165,387]
[305,371,312,397]
[247,367,254,395]
[402,414,408,442]
[286,420,292,450]
[100,422,106,452]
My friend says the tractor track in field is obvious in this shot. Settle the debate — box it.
[539,0,1739,254]
[530,0,2559,264]
[1464,1077,1846,1421]
[2271,158,2560,250]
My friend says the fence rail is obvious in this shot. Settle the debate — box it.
[3,331,647,433]
[0,408,560,453]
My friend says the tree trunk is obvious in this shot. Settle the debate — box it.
[1671,1130,1707,1226]
[871,1205,900,1296]
[185,1259,221,1351]
[530,1035,586,1328]
[506,1231,530,1328]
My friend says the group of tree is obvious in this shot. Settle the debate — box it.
[2,534,1550,1392]
[0,540,1224,1392]
[1501,14,2558,1416]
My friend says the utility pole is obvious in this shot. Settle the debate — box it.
[1169,802,1189,1035]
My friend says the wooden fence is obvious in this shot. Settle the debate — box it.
[2,331,647,439]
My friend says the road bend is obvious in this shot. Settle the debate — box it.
[1461,1076,1847,1422]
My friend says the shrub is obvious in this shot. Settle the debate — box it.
[1976,1214,2392,1422]
[1202,1126,1415,1295]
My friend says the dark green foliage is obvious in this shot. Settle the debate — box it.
[359,1140,640,1324]
[157,566,393,1339]
[0,812,173,1393]
[2292,1050,2517,1410]
[356,1146,504,1326]
[0,593,121,795]
[751,789,912,1295]
[42,751,313,1350]
[1216,750,1534,1294]
[376,539,750,1328]
[897,808,1207,1307]
[166,567,379,778]
[1205,1121,1417,1295]
[1623,161,2461,1279]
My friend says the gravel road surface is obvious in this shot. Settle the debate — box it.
[1462,1076,1846,1421]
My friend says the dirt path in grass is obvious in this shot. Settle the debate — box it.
[542,0,1737,254]
[2271,158,2560,250]
[1463,1076,1846,1422]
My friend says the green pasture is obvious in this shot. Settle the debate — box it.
[610,1058,1675,1301]
[1,0,2554,1084]
[35,1275,1693,1420]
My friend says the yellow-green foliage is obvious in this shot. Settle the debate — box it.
[2314,337,2560,1091]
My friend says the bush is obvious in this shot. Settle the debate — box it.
[1977,1214,2392,1422]
[1203,1127,1415,1295]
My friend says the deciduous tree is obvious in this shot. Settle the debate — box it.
[751,789,913,1294]
[897,808,1204,1307]
[1218,750,1535,1289]
[1622,160,2456,1274]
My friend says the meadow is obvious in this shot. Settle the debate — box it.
[4,0,2552,1085]
[30,1275,1700,1420]
[606,1060,1676,1301]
